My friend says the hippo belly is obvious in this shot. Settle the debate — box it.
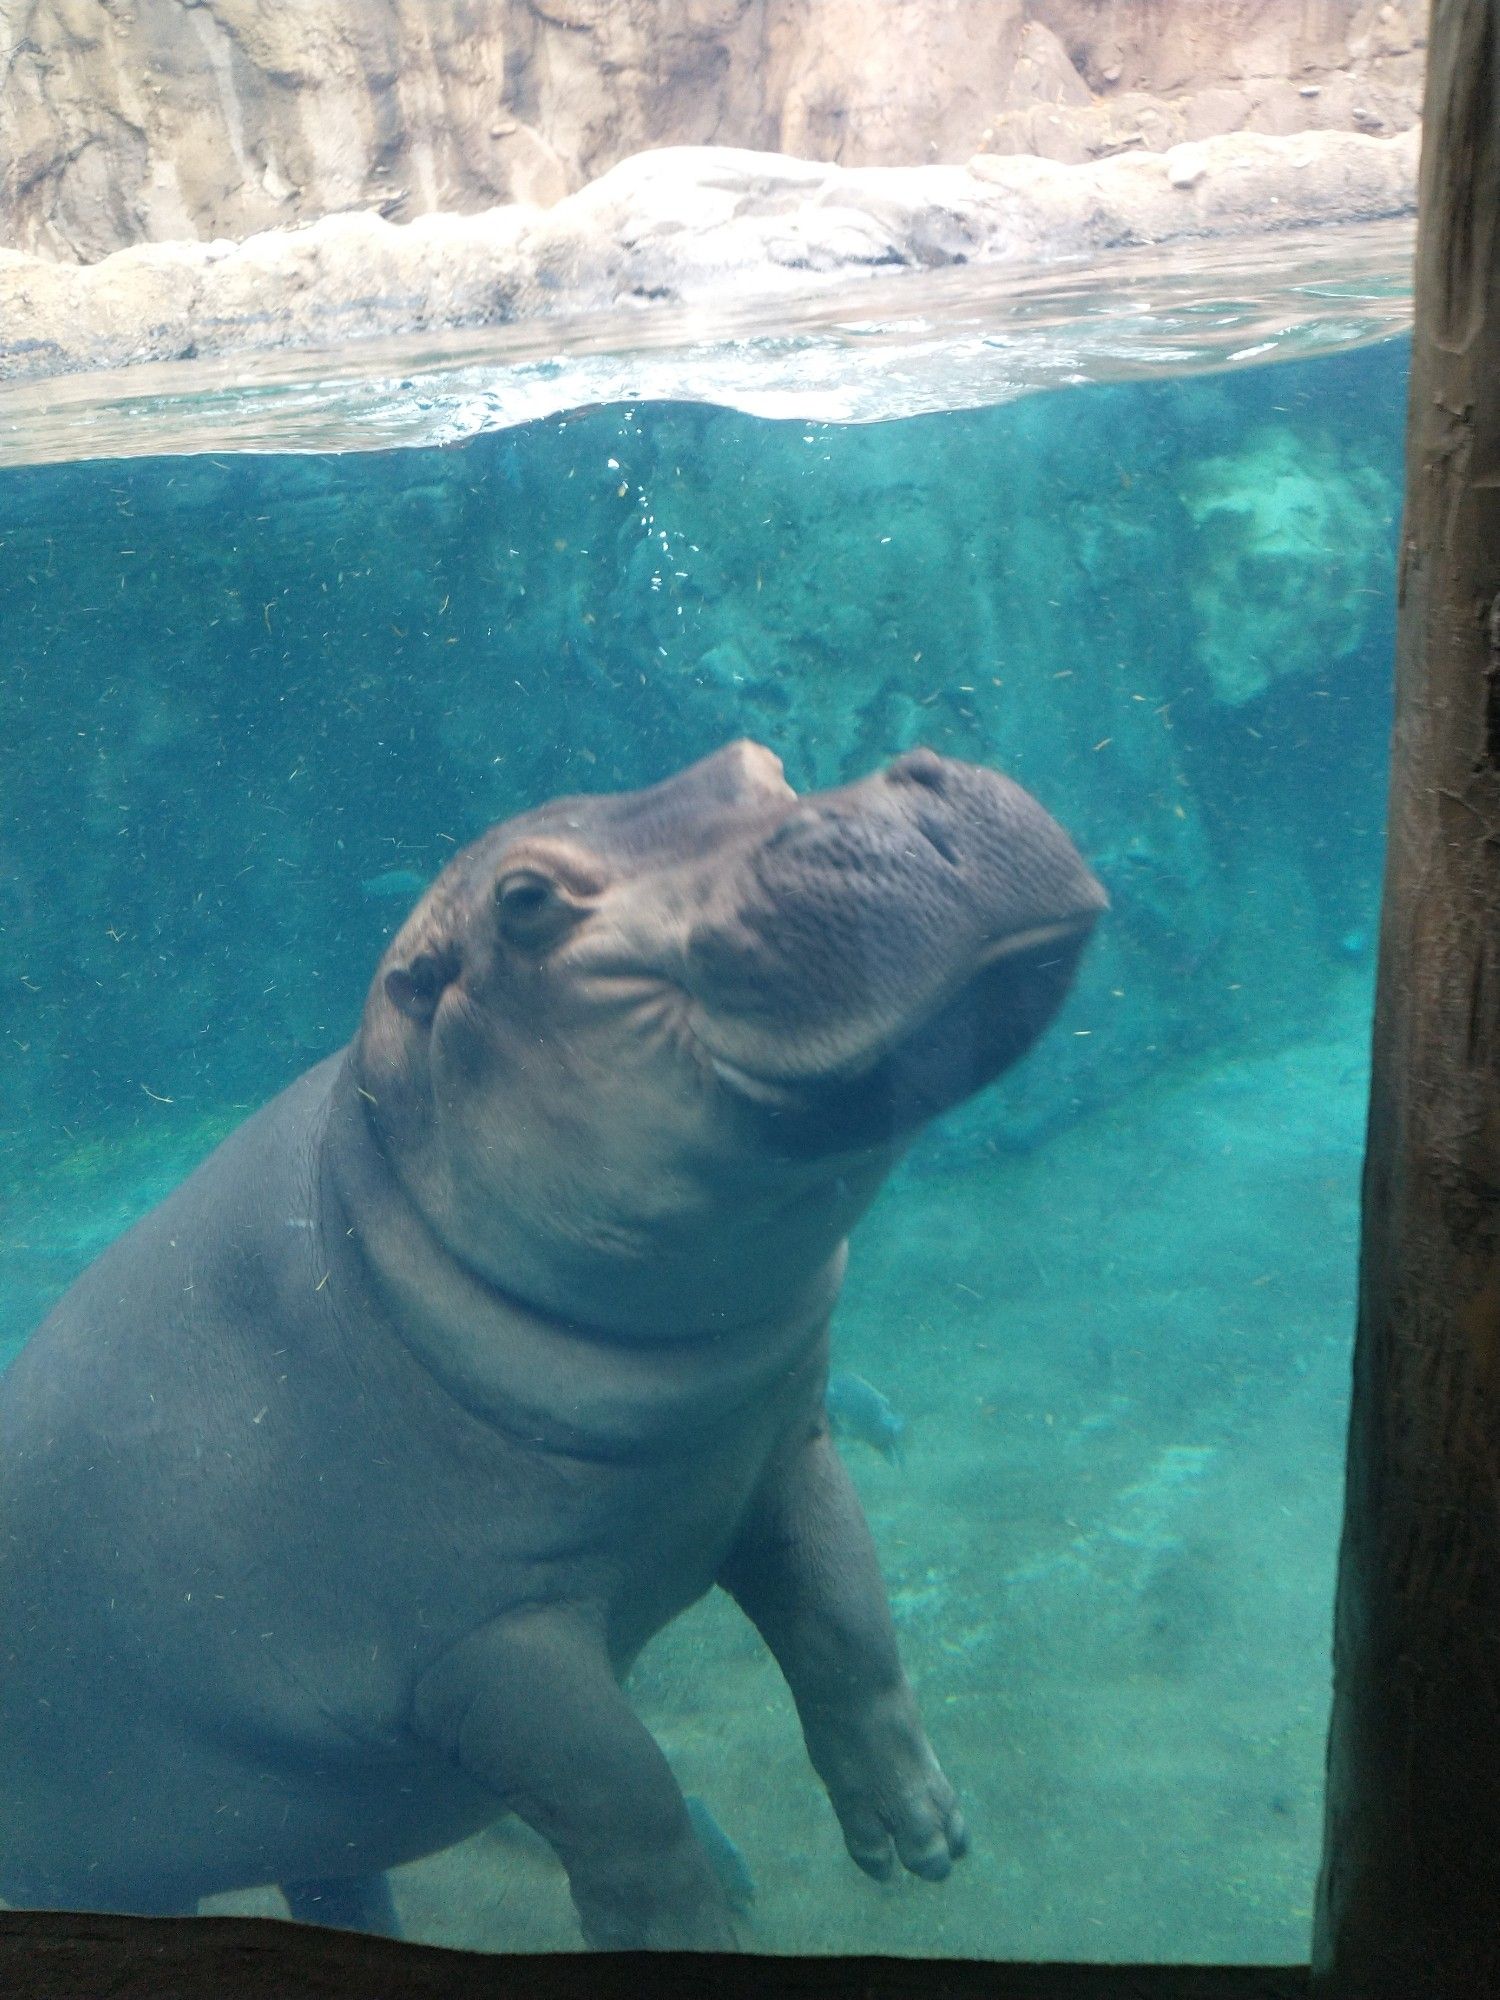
[0,1064,797,1916]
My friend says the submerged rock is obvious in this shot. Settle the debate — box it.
[1181,422,1399,705]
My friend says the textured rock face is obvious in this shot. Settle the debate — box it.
[1008,0,1425,156]
[0,0,1425,265]
[2,1,536,262]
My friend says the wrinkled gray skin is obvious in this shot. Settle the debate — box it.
[0,742,1103,1948]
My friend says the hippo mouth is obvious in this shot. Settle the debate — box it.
[973,917,1094,966]
[698,905,1100,1157]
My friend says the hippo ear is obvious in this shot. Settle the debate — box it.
[384,948,458,1025]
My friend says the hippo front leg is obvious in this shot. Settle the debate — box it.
[412,1614,736,1950]
[720,1422,969,1884]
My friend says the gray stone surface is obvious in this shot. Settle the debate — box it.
[0,1,1425,265]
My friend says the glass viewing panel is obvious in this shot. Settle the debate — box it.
[0,231,1408,1960]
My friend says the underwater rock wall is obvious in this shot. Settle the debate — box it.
[0,1,1424,265]
[0,340,1403,1160]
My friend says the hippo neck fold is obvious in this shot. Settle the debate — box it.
[320,1058,840,1461]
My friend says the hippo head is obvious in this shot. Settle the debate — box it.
[355,743,1104,1336]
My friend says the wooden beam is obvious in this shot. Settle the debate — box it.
[1314,1,1500,1992]
[0,1913,1305,2000]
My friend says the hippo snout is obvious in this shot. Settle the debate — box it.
[746,748,1106,947]
[679,750,1105,1129]
[887,746,1106,917]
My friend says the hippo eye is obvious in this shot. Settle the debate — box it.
[496,869,571,947]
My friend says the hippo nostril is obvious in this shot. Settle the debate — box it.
[763,806,822,853]
[913,811,961,866]
[889,747,948,793]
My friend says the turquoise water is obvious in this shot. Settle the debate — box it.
[0,274,1406,1958]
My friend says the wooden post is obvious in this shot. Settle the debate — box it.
[1313,2,1500,1992]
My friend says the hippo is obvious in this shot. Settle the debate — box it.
[0,742,1103,1949]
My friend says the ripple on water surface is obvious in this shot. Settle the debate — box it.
[0,220,1413,468]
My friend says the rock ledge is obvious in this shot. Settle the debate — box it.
[0,130,1419,385]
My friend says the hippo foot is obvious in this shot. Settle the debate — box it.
[571,1830,740,1951]
[806,1683,969,1884]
